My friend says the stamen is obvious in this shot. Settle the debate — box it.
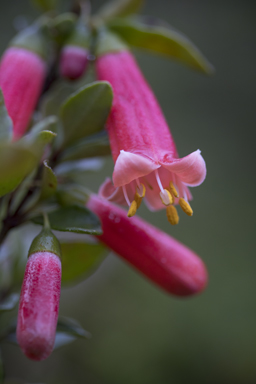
[179,198,193,216]
[134,183,146,209]
[166,205,179,225]
[169,181,179,198]
[135,193,142,209]
[122,185,131,206]
[155,169,164,193]
[160,189,174,206]
[137,183,146,198]
[127,200,137,217]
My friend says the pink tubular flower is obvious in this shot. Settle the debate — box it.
[0,47,46,140]
[60,45,88,80]
[17,250,61,361]
[96,50,206,224]
[87,194,208,296]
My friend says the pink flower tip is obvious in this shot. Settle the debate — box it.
[59,45,88,80]
[0,47,46,140]
[16,251,61,361]
[87,194,208,297]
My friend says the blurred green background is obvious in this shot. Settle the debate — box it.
[1,0,256,383]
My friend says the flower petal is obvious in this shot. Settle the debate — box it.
[160,150,206,186]
[113,150,160,187]
[99,178,134,205]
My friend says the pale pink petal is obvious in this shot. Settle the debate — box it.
[99,178,134,206]
[141,169,170,211]
[113,150,160,187]
[160,150,206,186]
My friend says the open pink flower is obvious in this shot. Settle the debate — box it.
[96,51,206,224]
[0,47,46,140]
[87,194,208,296]
[16,251,61,361]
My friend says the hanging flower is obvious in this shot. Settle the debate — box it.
[0,24,47,140]
[87,194,208,296]
[96,46,206,225]
[16,229,61,361]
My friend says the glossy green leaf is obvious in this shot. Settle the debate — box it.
[40,161,57,200]
[0,293,19,313]
[0,89,13,142]
[32,205,102,235]
[97,0,144,21]
[57,317,91,339]
[108,18,214,74]
[61,241,107,285]
[60,81,113,147]
[60,130,111,162]
[0,143,38,197]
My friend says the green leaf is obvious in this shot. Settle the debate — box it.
[54,317,91,349]
[97,0,144,21]
[108,17,214,74]
[0,89,13,142]
[60,81,113,147]
[0,293,19,313]
[41,81,77,118]
[51,13,77,44]
[40,161,57,200]
[53,332,77,349]
[29,116,58,136]
[32,205,102,235]
[0,143,38,198]
[60,130,111,162]
[55,159,104,180]
[31,0,58,11]
[61,241,107,285]
[57,317,91,339]
[24,129,56,147]
[56,185,90,207]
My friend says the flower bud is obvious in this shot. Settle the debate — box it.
[0,24,47,140]
[60,45,88,80]
[59,23,89,80]
[87,194,208,296]
[16,228,61,361]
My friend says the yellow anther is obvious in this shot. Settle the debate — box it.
[132,183,146,209]
[127,200,138,217]
[135,193,143,209]
[179,198,193,216]
[169,181,179,198]
[160,189,174,206]
[166,205,179,225]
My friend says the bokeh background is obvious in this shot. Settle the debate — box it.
[1,0,256,383]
